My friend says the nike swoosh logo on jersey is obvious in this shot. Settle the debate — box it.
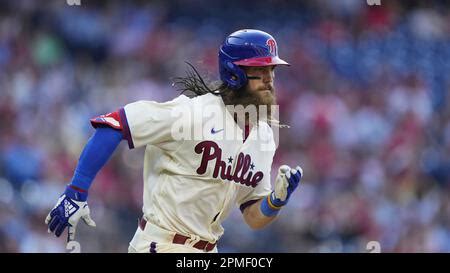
[211,127,224,134]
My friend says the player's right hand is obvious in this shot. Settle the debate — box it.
[45,185,96,242]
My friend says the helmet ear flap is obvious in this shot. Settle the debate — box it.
[222,61,247,90]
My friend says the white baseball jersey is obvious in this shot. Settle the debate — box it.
[91,93,276,243]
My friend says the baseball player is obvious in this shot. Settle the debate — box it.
[45,29,303,253]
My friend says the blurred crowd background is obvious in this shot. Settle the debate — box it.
[1,0,450,252]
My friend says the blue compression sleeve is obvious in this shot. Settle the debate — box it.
[70,127,123,191]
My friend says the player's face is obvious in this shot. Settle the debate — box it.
[243,65,276,106]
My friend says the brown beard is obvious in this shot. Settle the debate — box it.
[221,85,277,124]
[173,62,285,127]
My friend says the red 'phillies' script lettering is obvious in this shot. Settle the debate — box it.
[195,141,263,188]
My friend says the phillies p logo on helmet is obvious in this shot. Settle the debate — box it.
[218,29,289,90]
[266,39,277,56]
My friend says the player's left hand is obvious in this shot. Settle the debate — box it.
[271,165,303,207]
[45,186,96,242]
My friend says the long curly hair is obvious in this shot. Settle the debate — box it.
[172,62,231,98]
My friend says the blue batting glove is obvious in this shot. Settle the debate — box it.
[45,185,96,242]
[261,165,303,217]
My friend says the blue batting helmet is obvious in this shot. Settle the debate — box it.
[218,29,289,90]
